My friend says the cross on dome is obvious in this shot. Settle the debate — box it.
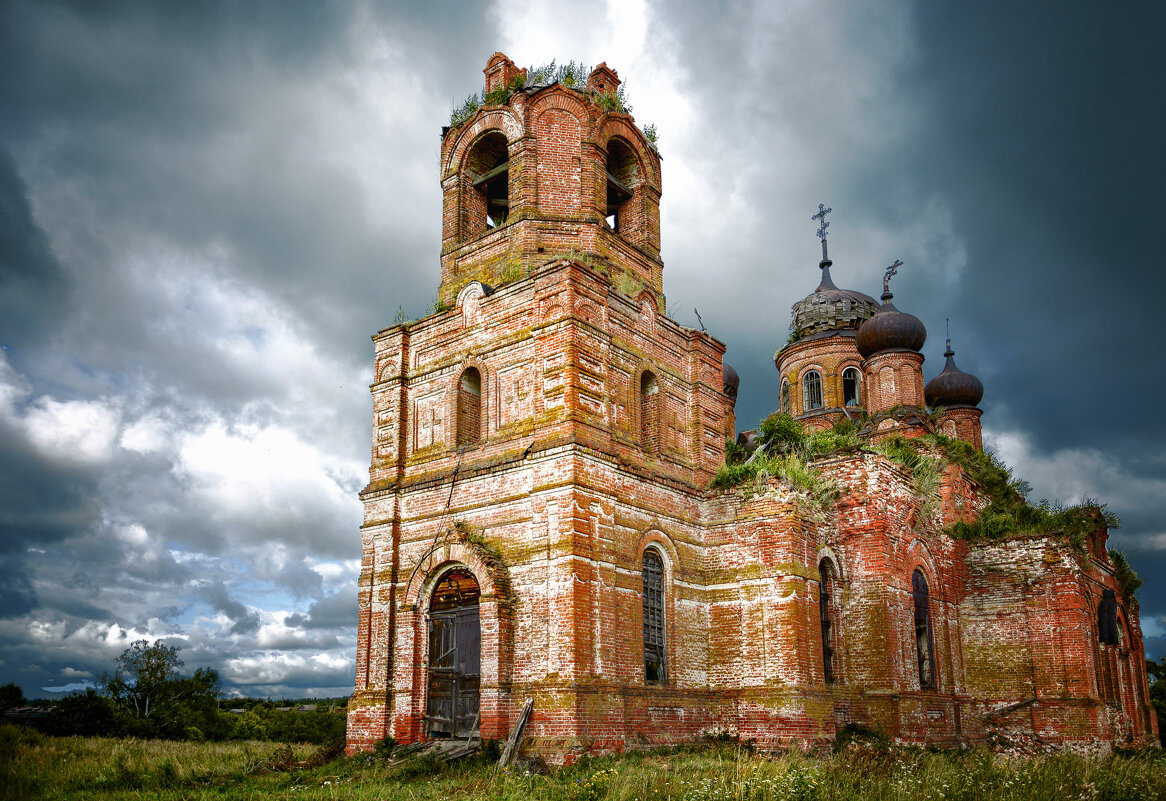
[812,203,833,264]
[883,259,903,295]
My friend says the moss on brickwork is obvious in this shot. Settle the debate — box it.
[963,640,1035,696]
[929,433,1120,548]
[447,59,643,132]
[1108,549,1143,606]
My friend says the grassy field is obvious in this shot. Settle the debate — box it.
[3,724,1164,801]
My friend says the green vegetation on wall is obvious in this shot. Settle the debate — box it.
[446,59,658,152]
[713,415,1134,595]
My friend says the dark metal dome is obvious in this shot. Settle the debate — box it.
[723,362,740,399]
[790,263,879,338]
[925,341,983,408]
[855,290,927,358]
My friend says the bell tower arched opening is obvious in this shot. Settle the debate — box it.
[463,131,510,238]
[606,138,639,234]
[425,567,481,738]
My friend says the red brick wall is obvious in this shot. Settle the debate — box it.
[349,52,1158,760]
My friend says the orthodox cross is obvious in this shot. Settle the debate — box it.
[883,259,903,294]
[694,307,707,333]
[812,203,832,262]
[812,203,832,239]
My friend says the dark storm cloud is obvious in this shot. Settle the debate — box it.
[0,0,503,695]
[905,2,1166,454]
[203,581,261,635]
[286,590,356,632]
[0,147,69,345]
[1,0,1163,697]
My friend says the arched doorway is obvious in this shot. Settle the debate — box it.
[425,567,481,738]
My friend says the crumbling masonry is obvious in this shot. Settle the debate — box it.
[347,53,1157,760]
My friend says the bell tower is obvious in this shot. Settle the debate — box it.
[437,53,664,311]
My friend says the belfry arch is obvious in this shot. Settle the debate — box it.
[461,130,510,239]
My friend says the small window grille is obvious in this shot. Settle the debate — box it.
[842,367,861,407]
[803,370,823,411]
[780,379,791,415]
[913,570,935,689]
[642,549,666,683]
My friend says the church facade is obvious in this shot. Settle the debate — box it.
[346,53,1157,759]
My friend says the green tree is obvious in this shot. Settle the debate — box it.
[1148,657,1166,746]
[43,688,120,736]
[0,682,25,710]
[100,639,222,739]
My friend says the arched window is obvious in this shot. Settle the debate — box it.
[780,379,791,415]
[642,548,666,683]
[912,570,935,689]
[819,559,838,684]
[640,371,659,454]
[464,131,509,237]
[606,138,638,234]
[457,367,482,446]
[842,367,861,407]
[1098,588,1118,645]
[803,370,823,411]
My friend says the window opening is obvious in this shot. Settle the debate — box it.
[819,559,836,684]
[465,132,509,237]
[842,367,861,407]
[606,139,638,235]
[1098,588,1118,645]
[781,379,791,415]
[913,570,935,689]
[803,370,823,411]
[641,371,659,454]
[426,568,481,738]
[457,368,482,446]
[643,548,666,683]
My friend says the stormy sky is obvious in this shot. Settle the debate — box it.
[1,0,1163,698]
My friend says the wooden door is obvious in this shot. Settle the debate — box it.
[425,569,481,738]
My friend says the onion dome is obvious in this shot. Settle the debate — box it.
[855,267,926,358]
[722,362,740,399]
[925,339,983,408]
[790,261,880,338]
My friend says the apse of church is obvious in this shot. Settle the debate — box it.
[347,53,1157,760]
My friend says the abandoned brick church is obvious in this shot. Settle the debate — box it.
[347,53,1157,759]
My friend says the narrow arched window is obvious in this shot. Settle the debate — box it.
[913,570,935,689]
[464,131,509,237]
[1098,588,1118,645]
[803,370,823,411]
[640,371,659,454]
[819,559,837,684]
[780,379,791,415]
[842,367,861,407]
[457,367,482,446]
[642,548,666,683]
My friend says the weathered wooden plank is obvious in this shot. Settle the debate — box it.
[471,161,510,187]
[606,171,633,198]
[497,697,534,768]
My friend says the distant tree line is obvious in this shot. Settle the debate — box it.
[0,640,346,745]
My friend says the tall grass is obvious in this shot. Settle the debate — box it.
[4,724,1164,801]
